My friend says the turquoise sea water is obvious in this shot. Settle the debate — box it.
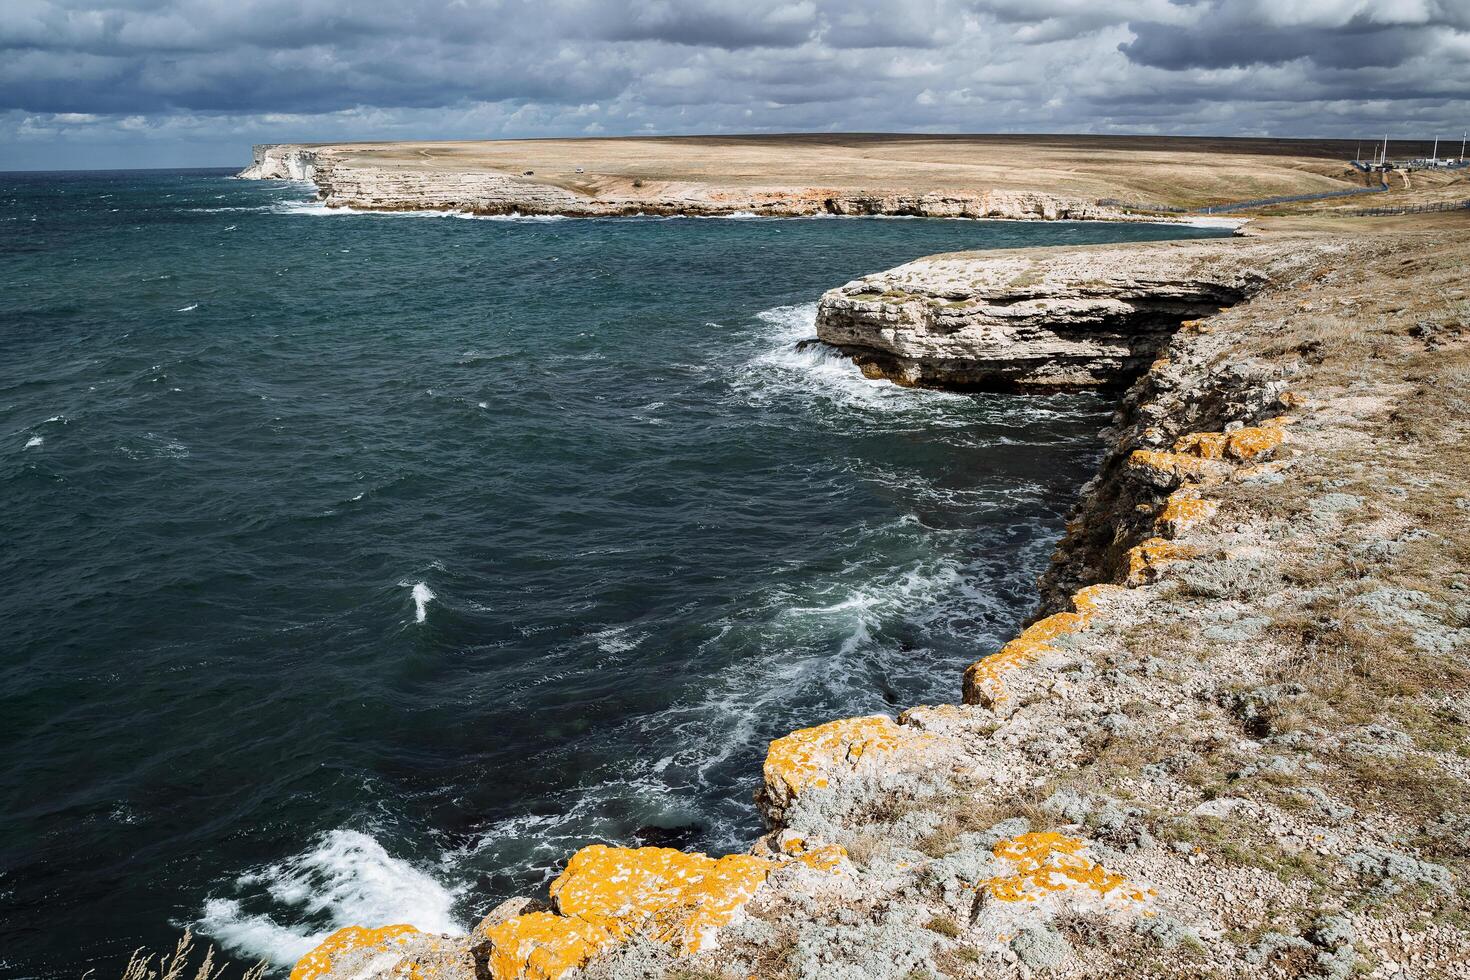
[0,169,1227,976]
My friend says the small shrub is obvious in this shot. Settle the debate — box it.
[924,916,961,939]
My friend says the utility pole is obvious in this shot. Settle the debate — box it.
[1432,136,1439,162]
[1461,131,1467,163]
[1355,142,1361,164]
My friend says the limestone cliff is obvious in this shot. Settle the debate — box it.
[237,143,1148,221]
[281,227,1470,980]
[238,144,321,181]
[811,238,1326,392]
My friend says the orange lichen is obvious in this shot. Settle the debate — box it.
[1172,430,1228,460]
[550,845,771,953]
[1278,390,1306,408]
[792,843,848,872]
[762,715,907,801]
[291,925,421,980]
[1223,418,1288,461]
[980,832,1153,905]
[1157,489,1218,537]
[482,912,612,980]
[1126,537,1201,586]
[962,586,1119,707]
[477,845,776,980]
[1127,449,1226,484]
[1171,417,1289,465]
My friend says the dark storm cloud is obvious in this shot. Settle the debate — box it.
[1120,0,1470,70]
[2,0,1468,168]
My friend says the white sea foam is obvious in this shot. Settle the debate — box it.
[740,303,968,415]
[197,829,464,968]
[592,626,644,656]
[271,199,568,221]
[412,582,435,624]
[24,436,42,449]
[177,303,198,312]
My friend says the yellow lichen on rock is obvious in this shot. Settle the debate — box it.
[1127,449,1228,486]
[962,586,1118,707]
[479,845,775,980]
[1170,417,1289,465]
[1126,537,1201,586]
[1223,418,1288,461]
[794,843,848,872]
[1070,583,1124,616]
[963,610,1082,707]
[762,715,907,803]
[1172,430,1228,460]
[481,912,613,980]
[981,832,1154,905]
[1157,489,1218,537]
[550,845,771,953]
[290,925,422,980]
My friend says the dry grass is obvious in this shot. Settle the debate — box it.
[100,931,265,980]
[306,134,1385,209]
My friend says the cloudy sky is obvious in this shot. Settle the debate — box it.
[2,0,1467,169]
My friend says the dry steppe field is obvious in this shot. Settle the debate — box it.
[300,134,1432,211]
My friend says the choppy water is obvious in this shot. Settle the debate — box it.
[0,169,1227,977]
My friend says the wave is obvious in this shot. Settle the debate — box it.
[24,436,42,449]
[270,200,568,221]
[411,582,435,624]
[736,303,970,417]
[197,829,464,968]
[117,432,189,460]
[177,303,198,313]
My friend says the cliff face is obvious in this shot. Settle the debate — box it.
[238,144,320,181]
[281,227,1470,980]
[810,238,1324,392]
[236,143,1148,221]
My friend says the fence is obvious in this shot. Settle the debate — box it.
[1341,198,1470,217]
[1198,180,1389,214]
[1095,198,1188,214]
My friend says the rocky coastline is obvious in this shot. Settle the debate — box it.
[240,143,1188,222]
[283,221,1470,980]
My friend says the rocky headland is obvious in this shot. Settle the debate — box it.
[240,143,1140,221]
[277,216,1470,980]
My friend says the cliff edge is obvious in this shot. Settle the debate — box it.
[282,221,1470,980]
[236,142,1166,221]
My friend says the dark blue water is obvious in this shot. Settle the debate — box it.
[0,169,1226,976]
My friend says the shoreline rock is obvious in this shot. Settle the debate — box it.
[237,143,1235,224]
[280,226,1470,979]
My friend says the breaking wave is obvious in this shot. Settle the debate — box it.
[197,829,464,968]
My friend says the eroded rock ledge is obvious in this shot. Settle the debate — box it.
[239,143,1147,221]
[283,229,1470,980]
[811,238,1334,392]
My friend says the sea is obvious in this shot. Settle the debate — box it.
[0,168,1229,977]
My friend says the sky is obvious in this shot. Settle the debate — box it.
[2,0,1468,170]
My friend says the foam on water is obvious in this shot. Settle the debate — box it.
[739,303,969,417]
[271,199,569,222]
[411,582,435,624]
[24,436,42,449]
[197,829,464,968]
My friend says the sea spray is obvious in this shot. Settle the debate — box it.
[412,582,435,624]
[198,829,464,967]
